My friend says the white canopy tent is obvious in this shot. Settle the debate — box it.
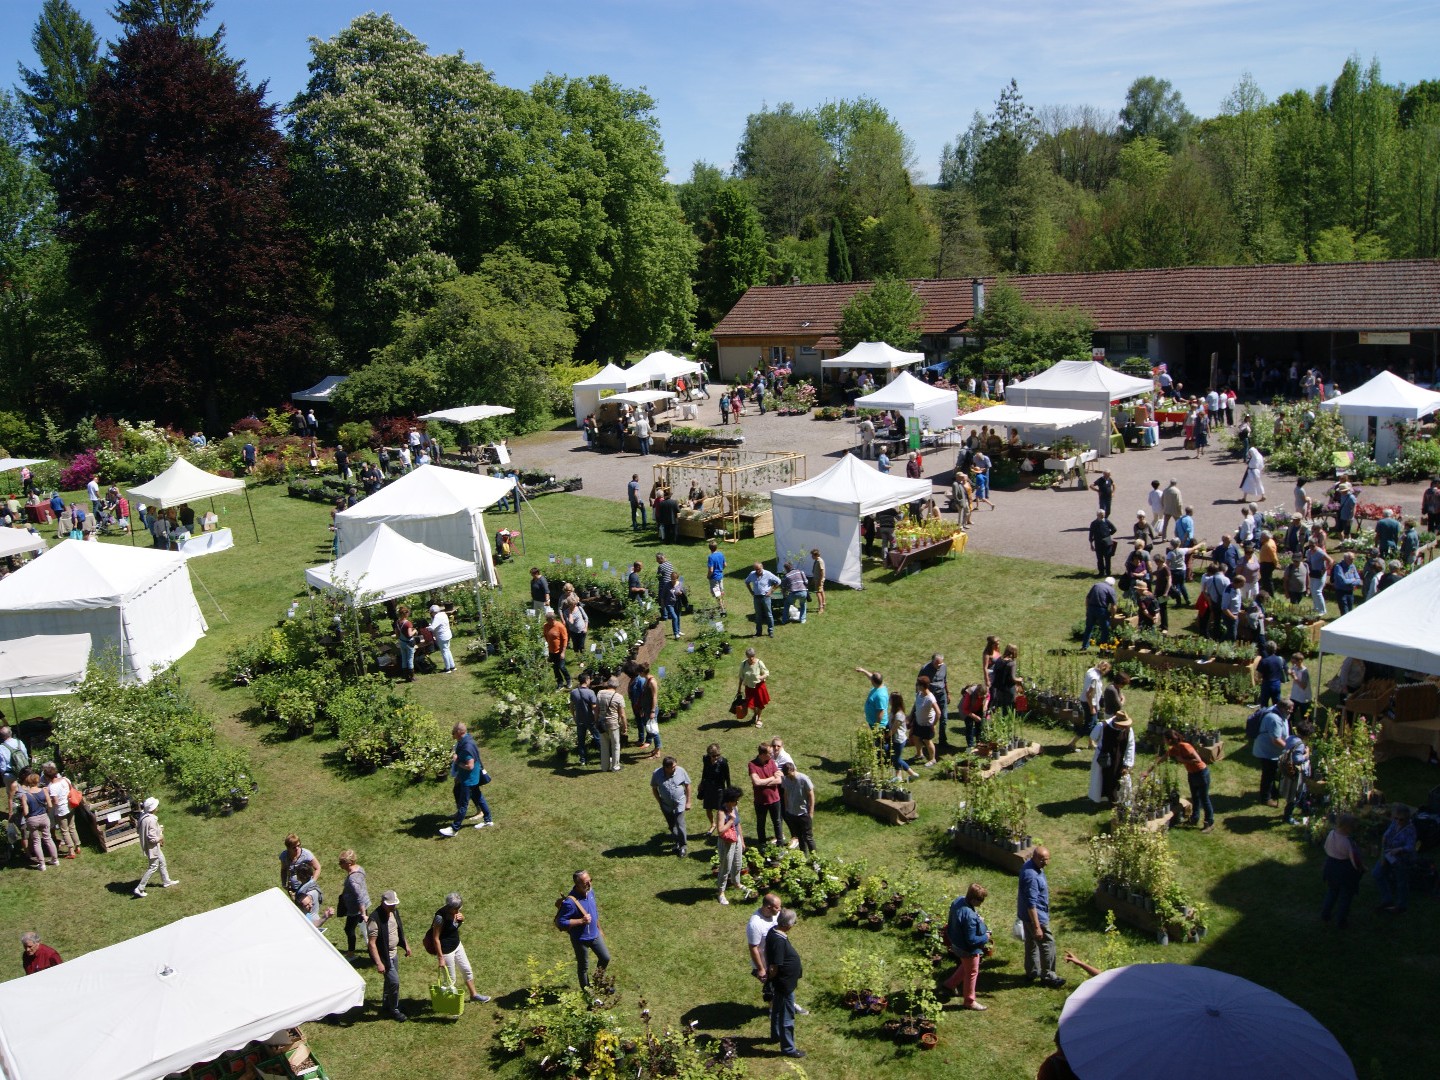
[0,889,365,1080]
[1319,556,1440,675]
[0,540,206,684]
[126,457,259,543]
[0,529,46,560]
[1320,370,1440,465]
[0,458,48,473]
[821,341,925,372]
[334,464,513,587]
[771,453,931,589]
[419,404,516,424]
[0,633,92,718]
[956,403,1104,438]
[1004,360,1154,457]
[291,375,349,403]
[854,370,958,430]
[306,523,478,604]
[605,389,677,408]
[571,362,646,429]
[627,351,703,384]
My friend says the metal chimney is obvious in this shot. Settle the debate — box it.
[972,278,985,314]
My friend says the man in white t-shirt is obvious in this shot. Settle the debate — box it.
[1068,661,1109,753]
[1146,481,1164,526]
[747,893,781,1003]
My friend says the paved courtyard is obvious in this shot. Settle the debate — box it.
[507,389,1431,572]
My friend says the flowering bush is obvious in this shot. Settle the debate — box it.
[59,450,100,490]
[1355,502,1403,521]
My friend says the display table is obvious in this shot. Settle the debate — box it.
[178,526,234,559]
[1378,716,1440,763]
[886,535,957,573]
[841,781,917,825]
[24,504,53,524]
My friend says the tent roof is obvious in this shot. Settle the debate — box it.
[1320,556,1440,674]
[1319,369,1440,419]
[626,351,702,382]
[291,375,348,403]
[0,458,48,472]
[335,464,513,524]
[573,362,646,390]
[772,453,931,516]
[821,341,924,370]
[0,529,46,560]
[854,370,956,412]
[305,523,477,603]
[1008,359,1153,401]
[0,889,364,1080]
[606,389,677,406]
[0,632,92,696]
[0,540,187,610]
[127,457,245,509]
[419,404,516,424]
[957,404,1104,431]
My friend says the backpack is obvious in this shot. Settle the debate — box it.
[2,737,28,774]
[1245,706,1273,743]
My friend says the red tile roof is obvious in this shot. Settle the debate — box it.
[713,261,1440,341]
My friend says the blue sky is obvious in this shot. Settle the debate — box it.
[2,1,1437,182]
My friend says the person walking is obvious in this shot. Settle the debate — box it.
[440,722,493,836]
[706,540,727,615]
[627,474,647,529]
[941,883,993,1009]
[1320,813,1365,929]
[912,676,940,767]
[425,893,490,1004]
[337,850,370,958]
[570,673,599,767]
[1018,848,1065,988]
[745,562,781,638]
[656,553,682,639]
[650,756,692,858]
[1241,445,1267,502]
[738,647,770,727]
[41,762,80,858]
[562,595,589,657]
[1088,510,1118,577]
[1252,700,1292,807]
[556,870,611,990]
[765,910,807,1058]
[918,654,949,749]
[1087,712,1135,805]
[543,608,570,688]
[633,412,652,456]
[699,744,733,835]
[394,605,418,683]
[133,797,177,895]
[17,772,58,871]
[748,742,784,848]
[1090,470,1115,517]
[595,677,627,772]
[715,787,746,905]
[428,604,456,673]
[1160,479,1183,540]
[367,891,411,1020]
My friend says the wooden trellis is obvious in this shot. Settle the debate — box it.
[653,450,806,541]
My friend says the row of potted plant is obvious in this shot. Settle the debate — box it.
[1088,820,1206,943]
[951,770,1035,853]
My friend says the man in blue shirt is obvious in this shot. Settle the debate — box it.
[556,870,610,990]
[440,722,493,837]
[1174,507,1196,547]
[745,562,781,638]
[855,668,890,731]
[1017,848,1064,988]
[1255,642,1286,708]
[876,450,891,474]
[1081,577,1118,651]
[1329,552,1362,614]
[705,540,727,615]
[1252,700,1291,806]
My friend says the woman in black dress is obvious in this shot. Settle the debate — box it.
[988,644,1019,714]
[698,743,732,835]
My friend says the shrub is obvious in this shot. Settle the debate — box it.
[0,412,41,455]
[1391,432,1440,482]
[170,742,257,812]
[336,421,374,453]
[59,450,100,490]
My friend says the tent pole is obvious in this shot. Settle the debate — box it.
[127,505,136,545]
[242,484,261,543]
[9,687,16,725]
[188,564,230,623]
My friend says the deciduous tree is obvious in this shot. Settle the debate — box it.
[1118,76,1195,154]
[836,277,922,351]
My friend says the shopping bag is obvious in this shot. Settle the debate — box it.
[430,973,465,1018]
[731,694,748,720]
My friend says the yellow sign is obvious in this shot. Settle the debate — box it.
[1358,332,1409,345]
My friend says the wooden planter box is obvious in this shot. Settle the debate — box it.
[1197,740,1225,765]
[967,742,1042,781]
[75,784,140,852]
[842,781,918,825]
[951,827,1037,874]
[1117,798,1193,833]
[886,536,956,574]
[1112,647,1257,682]
[1092,885,1188,942]
[740,509,773,538]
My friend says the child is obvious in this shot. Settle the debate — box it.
[1134,583,1160,630]
[1320,813,1364,929]
[1279,723,1311,825]
[1113,766,1135,818]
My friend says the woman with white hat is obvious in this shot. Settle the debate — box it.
[134,797,179,897]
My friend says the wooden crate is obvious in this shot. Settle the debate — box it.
[77,784,139,852]
[1197,740,1225,765]
[951,828,1036,874]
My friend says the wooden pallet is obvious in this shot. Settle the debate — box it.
[77,784,139,852]
[951,828,1036,874]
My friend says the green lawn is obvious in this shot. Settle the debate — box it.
[3,482,1436,1080]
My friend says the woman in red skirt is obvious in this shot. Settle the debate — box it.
[738,647,770,727]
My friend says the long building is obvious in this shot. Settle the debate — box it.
[712,261,1440,390]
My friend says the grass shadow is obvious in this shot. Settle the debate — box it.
[600,840,668,859]
[397,812,455,839]
[1220,813,1280,835]
[657,886,720,906]
[1036,795,1102,819]
[811,755,849,776]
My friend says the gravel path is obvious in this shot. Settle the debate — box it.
[507,391,1430,571]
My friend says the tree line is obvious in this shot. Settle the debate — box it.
[1,0,1436,438]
